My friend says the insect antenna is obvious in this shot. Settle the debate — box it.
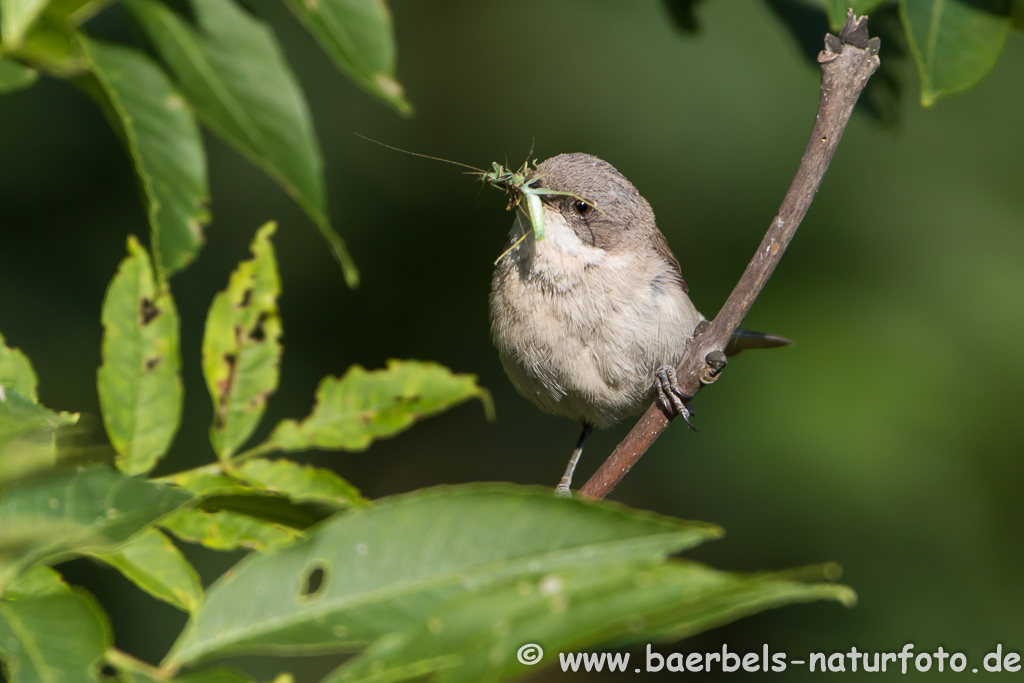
[355,133,485,173]
[522,138,536,172]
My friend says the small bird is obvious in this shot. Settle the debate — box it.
[489,153,788,495]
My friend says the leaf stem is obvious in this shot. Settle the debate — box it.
[229,442,276,464]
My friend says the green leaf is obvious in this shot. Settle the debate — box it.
[96,236,184,475]
[159,462,335,540]
[262,360,493,454]
[161,508,301,553]
[89,528,203,612]
[125,0,359,286]
[327,562,853,683]
[2,566,67,600]
[281,0,411,115]
[0,391,75,446]
[8,13,87,76]
[0,57,38,92]
[0,335,56,481]
[166,461,355,512]
[164,485,719,666]
[0,332,38,402]
[822,0,888,31]
[84,40,209,276]
[900,0,1011,106]
[626,563,855,642]
[0,465,192,590]
[0,0,52,49]
[0,589,111,683]
[202,222,282,460]
[0,390,77,485]
[164,464,253,498]
[233,459,365,508]
[194,492,327,530]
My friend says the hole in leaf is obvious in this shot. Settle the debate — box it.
[140,298,160,325]
[144,356,161,371]
[239,288,253,308]
[99,664,117,678]
[300,562,328,600]
[249,312,269,342]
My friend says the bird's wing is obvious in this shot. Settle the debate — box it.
[650,229,689,293]
[648,229,789,356]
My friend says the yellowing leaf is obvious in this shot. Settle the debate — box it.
[235,459,365,508]
[265,360,492,454]
[0,332,38,402]
[0,0,52,49]
[161,508,301,553]
[97,236,183,475]
[91,528,203,612]
[202,223,282,460]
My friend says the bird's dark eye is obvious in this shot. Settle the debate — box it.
[572,200,592,217]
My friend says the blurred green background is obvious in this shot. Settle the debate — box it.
[2,0,1023,680]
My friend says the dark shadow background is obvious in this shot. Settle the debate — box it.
[1,0,1022,680]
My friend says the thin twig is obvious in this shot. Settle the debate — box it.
[579,11,880,500]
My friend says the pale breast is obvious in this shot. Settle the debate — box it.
[489,211,700,427]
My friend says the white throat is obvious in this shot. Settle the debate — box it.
[509,208,607,289]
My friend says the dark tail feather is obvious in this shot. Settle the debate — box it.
[724,328,792,357]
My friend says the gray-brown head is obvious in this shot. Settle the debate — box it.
[529,153,658,251]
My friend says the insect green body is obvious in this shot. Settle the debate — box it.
[525,193,545,241]
[480,160,584,242]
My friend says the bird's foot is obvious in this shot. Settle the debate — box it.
[655,365,697,431]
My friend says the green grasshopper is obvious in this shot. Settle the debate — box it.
[478,159,586,242]
[357,135,594,255]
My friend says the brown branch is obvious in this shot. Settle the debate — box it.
[579,11,880,500]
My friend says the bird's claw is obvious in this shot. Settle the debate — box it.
[655,365,697,431]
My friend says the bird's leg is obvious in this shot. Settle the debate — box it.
[655,365,697,431]
[555,423,593,497]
